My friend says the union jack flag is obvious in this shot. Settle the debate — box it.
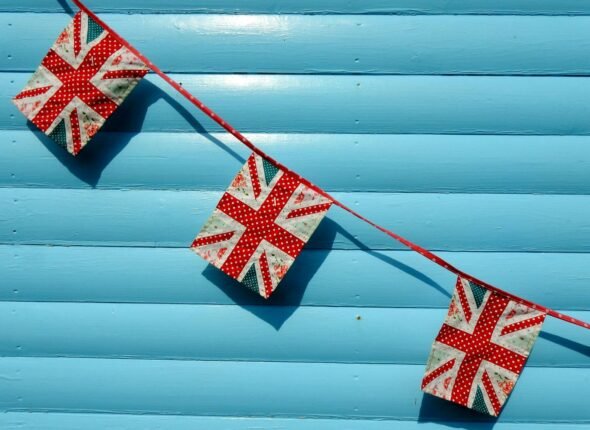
[422,276,546,416]
[12,11,148,155]
[191,153,332,298]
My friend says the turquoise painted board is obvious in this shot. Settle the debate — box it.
[1,0,589,429]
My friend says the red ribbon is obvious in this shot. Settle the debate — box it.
[72,0,589,330]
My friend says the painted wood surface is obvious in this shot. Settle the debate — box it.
[4,14,590,75]
[3,132,590,194]
[3,414,590,430]
[4,188,590,251]
[2,302,588,365]
[1,357,590,421]
[3,246,590,309]
[1,0,589,429]
[5,73,590,135]
[4,0,590,15]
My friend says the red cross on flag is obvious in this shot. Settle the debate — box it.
[191,153,332,298]
[422,276,546,416]
[12,11,148,155]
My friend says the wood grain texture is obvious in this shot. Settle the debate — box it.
[3,413,590,430]
[5,73,590,135]
[4,14,590,75]
[3,0,590,15]
[3,245,590,310]
[1,357,590,421]
[3,131,590,194]
[2,302,588,366]
[3,188,590,251]
[1,1,589,428]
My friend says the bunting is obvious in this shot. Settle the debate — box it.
[191,153,332,298]
[421,276,546,416]
[10,1,590,418]
[12,11,148,155]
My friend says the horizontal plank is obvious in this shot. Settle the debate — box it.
[5,74,590,135]
[4,14,590,75]
[2,188,590,251]
[2,301,588,366]
[1,357,589,421]
[4,131,590,194]
[3,0,590,15]
[3,413,590,430]
[3,245,590,311]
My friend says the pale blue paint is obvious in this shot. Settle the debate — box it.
[1,357,589,421]
[1,302,588,366]
[3,188,590,251]
[3,413,590,430]
[4,14,590,75]
[3,245,590,310]
[4,0,590,15]
[0,1,589,429]
[5,73,590,135]
[3,131,590,194]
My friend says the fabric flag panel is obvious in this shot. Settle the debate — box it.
[191,153,332,298]
[422,276,546,416]
[12,11,148,156]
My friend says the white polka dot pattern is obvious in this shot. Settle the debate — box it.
[12,11,148,155]
[421,276,546,416]
[191,153,332,298]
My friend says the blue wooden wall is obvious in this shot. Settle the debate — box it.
[1,1,590,428]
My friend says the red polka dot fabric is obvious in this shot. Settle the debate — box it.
[421,276,546,416]
[191,153,332,298]
[12,11,148,156]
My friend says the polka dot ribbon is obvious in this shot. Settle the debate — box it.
[72,0,590,331]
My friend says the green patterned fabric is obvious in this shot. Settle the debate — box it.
[241,264,260,294]
[86,16,104,44]
[48,120,68,149]
[472,387,490,415]
[262,158,280,186]
[469,281,487,308]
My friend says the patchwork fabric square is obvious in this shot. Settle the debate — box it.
[191,153,332,298]
[421,276,546,416]
[12,11,149,155]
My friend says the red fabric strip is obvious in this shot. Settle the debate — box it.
[71,0,590,331]
[246,155,262,199]
[286,202,333,219]
[481,370,502,416]
[259,252,274,298]
[456,278,473,324]
[13,85,52,100]
[191,231,235,248]
[69,108,82,155]
[73,11,82,57]
[501,314,546,336]
[421,358,455,390]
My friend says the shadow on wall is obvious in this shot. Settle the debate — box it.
[539,330,590,358]
[418,393,498,430]
[201,217,339,330]
[203,217,451,330]
[57,0,75,15]
[30,79,245,187]
[416,330,590,428]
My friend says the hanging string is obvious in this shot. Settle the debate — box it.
[72,0,590,330]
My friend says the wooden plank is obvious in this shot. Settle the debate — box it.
[3,245,590,311]
[2,188,590,251]
[4,131,590,195]
[0,357,588,421]
[3,0,590,15]
[3,412,590,430]
[1,301,587,366]
[5,73,590,135]
[4,14,590,75]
